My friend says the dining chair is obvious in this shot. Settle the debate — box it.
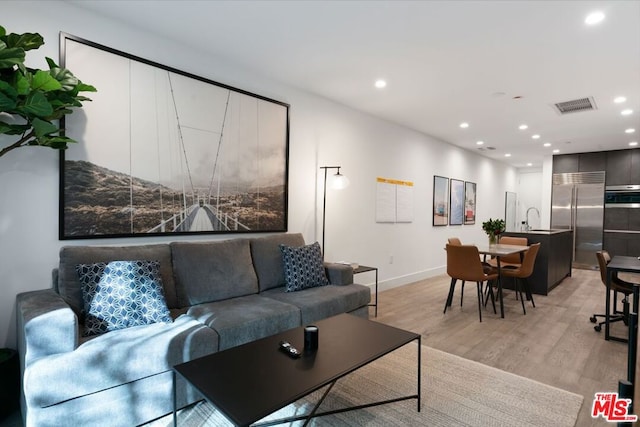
[500,243,540,315]
[444,244,498,322]
[487,236,528,268]
[590,250,635,333]
[446,238,495,307]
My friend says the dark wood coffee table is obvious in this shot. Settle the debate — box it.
[172,313,421,426]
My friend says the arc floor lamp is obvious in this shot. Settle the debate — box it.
[320,166,349,259]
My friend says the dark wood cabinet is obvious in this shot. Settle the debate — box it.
[606,149,633,185]
[502,230,572,295]
[553,154,579,174]
[579,152,606,172]
[631,149,640,183]
[604,208,629,230]
[604,231,640,257]
[553,149,640,184]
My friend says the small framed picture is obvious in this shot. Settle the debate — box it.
[432,176,449,226]
[449,179,464,226]
[464,181,476,225]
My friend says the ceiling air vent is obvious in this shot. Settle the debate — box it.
[553,97,597,115]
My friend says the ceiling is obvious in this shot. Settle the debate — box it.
[68,0,640,169]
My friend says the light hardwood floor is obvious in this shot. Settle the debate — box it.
[370,268,636,426]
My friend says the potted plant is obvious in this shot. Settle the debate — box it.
[0,24,96,157]
[482,218,506,245]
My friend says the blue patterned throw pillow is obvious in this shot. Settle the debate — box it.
[280,242,329,292]
[75,260,172,337]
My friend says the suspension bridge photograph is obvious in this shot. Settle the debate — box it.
[59,35,289,239]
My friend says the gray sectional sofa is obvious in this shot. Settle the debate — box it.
[16,233,370,427]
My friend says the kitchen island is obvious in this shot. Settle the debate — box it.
[502,229,573,295]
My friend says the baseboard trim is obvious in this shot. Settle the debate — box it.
[358,266,446,293]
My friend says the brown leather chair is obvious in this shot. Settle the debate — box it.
[445,244,498,322]
[501,243,540,315]
[590,250,635,333]
[487,236,528,268]
[446,238,495,307]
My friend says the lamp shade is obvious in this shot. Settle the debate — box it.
[331,172,350,190]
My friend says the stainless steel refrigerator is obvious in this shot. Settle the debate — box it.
[551,171,605,269]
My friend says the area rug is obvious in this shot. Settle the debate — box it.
[148,343,583,427]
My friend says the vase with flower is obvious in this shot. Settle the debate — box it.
[482,218,506,245]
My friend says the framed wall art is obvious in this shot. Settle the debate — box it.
[449,178,464,226]
[464,181,476,225]
[432,175,449,226]
[59,33,289,239]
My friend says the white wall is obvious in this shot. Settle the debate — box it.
[0,1,517,348]
[516,171,543,230]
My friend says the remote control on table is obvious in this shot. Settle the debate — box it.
[279,341,301,359]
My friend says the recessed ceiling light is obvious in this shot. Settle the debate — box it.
[629,141,638,147]
[527,163,533,167]
[460,122,469,128]
[374,79,387,89]
[476,140,484,145]
[585,11,605,25]
[625,128,636,134]
[532,134,541,140]
[519,124,528,130]
[614,96,627,104]
[543,143,552,147]
[621,109,633,116]
[553,149,560,153]
[505,153,511,157]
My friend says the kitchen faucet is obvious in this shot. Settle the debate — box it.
[525,207,540,231]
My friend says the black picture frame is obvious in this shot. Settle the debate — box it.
[464,181,476,225]
[59,33,289,240]
[449,179,464,226]
[432,175,449,226]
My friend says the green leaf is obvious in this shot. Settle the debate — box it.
[0,91,16,110]
[31,117,58,138]
[0,120,29,135]
[14,73,29,95]
[0,79,18,99]
[48,66,77,91]
[0,46,25,69]
[45,57,57,69]
[20,91,53,117]
[5,32,44,51]
[46,136,74,149]
[0,26,6,38]
[77,82,97,93]
[32,70,62,92]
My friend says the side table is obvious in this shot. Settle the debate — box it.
[353,265,378,317]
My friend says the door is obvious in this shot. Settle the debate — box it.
[574,183,604,268]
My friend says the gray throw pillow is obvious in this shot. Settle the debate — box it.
[280,242,329,292]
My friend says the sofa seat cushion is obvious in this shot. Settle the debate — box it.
[24,315,218,408]
[171,239,259,306]
[187,294,301,351]
[261,284,371,324]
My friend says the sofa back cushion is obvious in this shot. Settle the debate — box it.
[171,239,258,307]
[58,244,177,317]
[250,233,306,292]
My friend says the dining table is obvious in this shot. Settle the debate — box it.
[475,243,530,318]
